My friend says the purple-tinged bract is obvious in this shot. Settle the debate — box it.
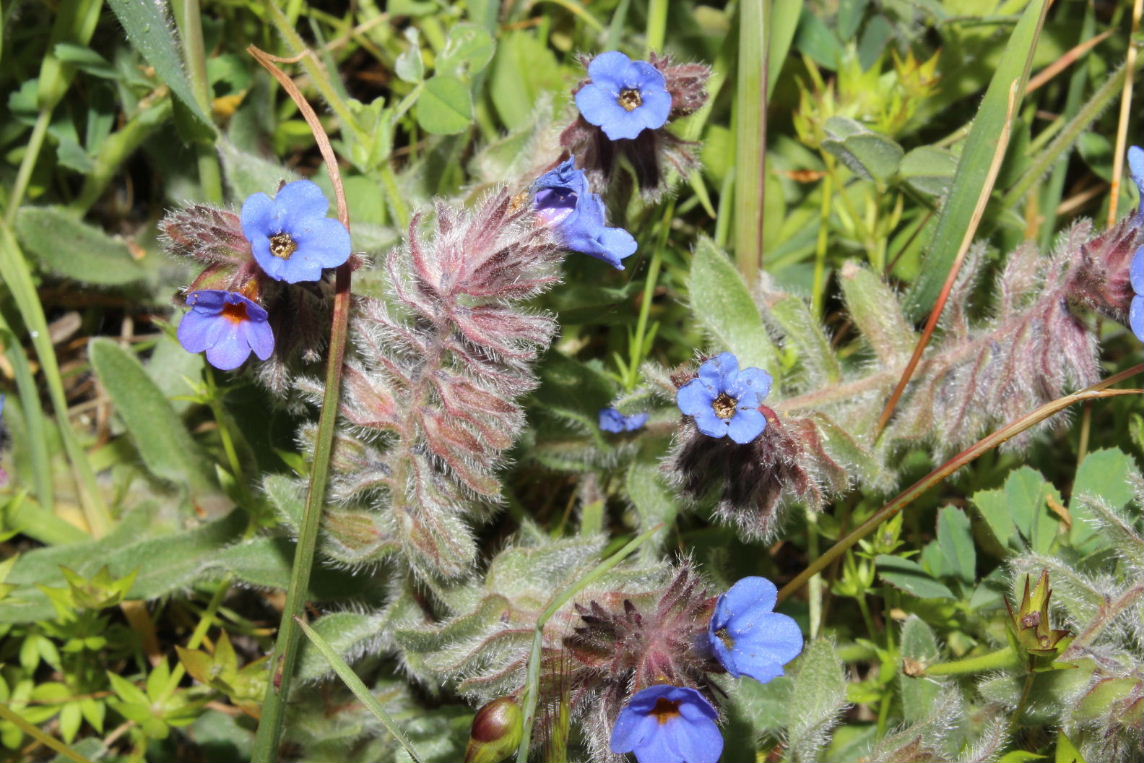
[177,290,274,371]
[575,51,672,141]
[241,179,351,283]
[677,352,772,444]
[610,685,723,763]
[599,407,649,433]
[534,158,637,269]
[708,576,803,684]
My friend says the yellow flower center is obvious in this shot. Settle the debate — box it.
[712,393,738,419]
[269,232,298,259]
[651,697,681,725]
[618,88,643,112]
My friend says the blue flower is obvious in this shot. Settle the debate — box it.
[599,407,649,433]
[178,290,275,371]
[610,685,723,763]
[575,51,672,141]
[241,179,351,283]
[1131,245,1144,342]
[708,577,803,684]
[676,352,772,444]
[534,158,637,269]
[1130,145,1144,223]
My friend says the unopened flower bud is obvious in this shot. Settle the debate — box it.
[1004,570,1070,664]
[464,697,523,763]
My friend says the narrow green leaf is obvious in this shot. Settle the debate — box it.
[898,145,957,196]
[876,555,955,599]
[15,207,146,285]
[218,139,301,201]
[734,0,766,281]
[416,75,473,135]
[838,260,915,366]
[625,462,679,554]
[1055,730,1087,763]
[907,0,1048,314]
[106,0,215,131]
[89,338,215,496]
[936,506,975,584]
[765,291,841,385]
[297,612,388,683]
[296,617,424,763]
[689,236,780,375]
[768,0,803,98]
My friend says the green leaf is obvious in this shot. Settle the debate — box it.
[1055,730,1087,763]
[624,462,679,554]
[787,639,848,763]
[838,260,915,366]
[218,139,301,201]
[89,338,216,497]
[489,31,562,131]
[296,611,387,683]
[876,555,954,599]
[1069,448,1138,551]
[822,116,904,187]
[15,207,146,285]
[936,506,975,584]
[395,28,424,83]
[765,292,841,386]
[898,146,957,196]
[415,75,473,135]
[898,616,940,723]
[436,23,495,78]
[907,0,1049,313]
[105,0,215,132]
[689,236,780,375]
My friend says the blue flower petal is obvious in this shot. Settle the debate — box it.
[599,407,627,433]
[727,408,766,444]
[1129,146,1144,196]
[611,686,722,763]
[599,109,655,141]
[587,50,633,87]
[1132,247,1144,296]
[709,577,802,685]
[1131,295,1144,342]
[241,319,276,361]
[275,179,330,222]
[716,577,778,623]
[677,379,716,416]
[610,703,658,754]
[241,192,278,242]
[698,353,737,390]
[692,407,729,438]
[625,412,650,430]
[595,226,638,268]
[575,83,628,132]
[205,324,253,370]
[730,366,773,401]
[671,711,723,763]
[178,309,221,354]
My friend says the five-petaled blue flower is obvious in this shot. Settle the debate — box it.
[707,577,803,684]
[534,158,637,269]
[576,51,672,141]
[241,179,351,283]
[599,407,649,433]
[677,352,773,444]
[178,290,274,371]
[610,685,723,763]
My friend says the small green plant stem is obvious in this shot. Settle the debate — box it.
[921,646,1019,676]
[0,703,94,763]
[248,45,353,763]
[733,0,767,282]
[516,525,663,763]
[0,320,52,509]
[4,109,51,225]
[645,0,668,53]
[172,0,223,203]
[1010,670,1037,735]
[778,366,1144,603]
[625,201,674,390]
[805,507,822,638]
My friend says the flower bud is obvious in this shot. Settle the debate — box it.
[1004,570,1070,664]
[464,697,523,763]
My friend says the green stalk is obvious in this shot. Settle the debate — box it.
[922,646,1019,676]
[248,45,355,762]
[4,110,52,225]
[515,525,663,763]
[778,366,1143,603]
[172,0,223,203]
[626,202,675,390]
[0,704,93,763]
[646,0,668,54]
[811,162,834,316]
[733,0,767,282]
[0,322,52,510]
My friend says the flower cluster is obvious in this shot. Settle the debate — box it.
[601,575,802,763]
[163,179,351,371]
[533,158,637,269]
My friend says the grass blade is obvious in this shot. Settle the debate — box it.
[734,0,767,281]
[906,0,1049,315]
[295,617,424,763]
